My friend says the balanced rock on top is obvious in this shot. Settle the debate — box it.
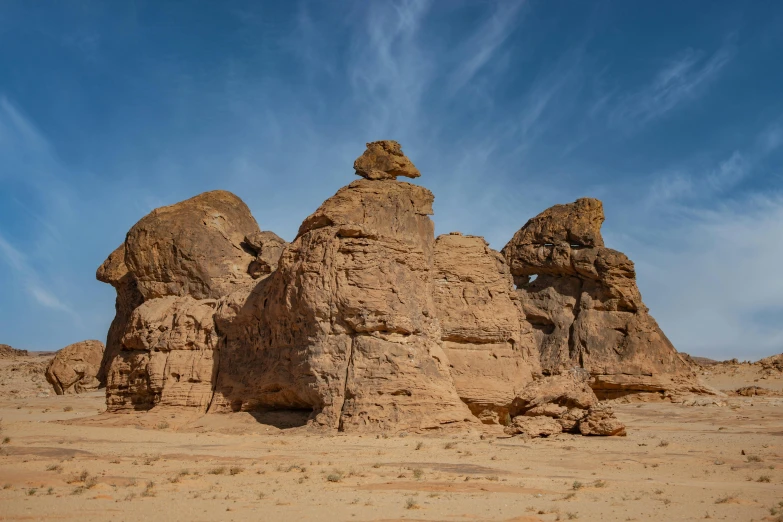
[353,140,421,180]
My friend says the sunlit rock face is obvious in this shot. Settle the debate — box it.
[96,140,716,436]
[503,198,712,399]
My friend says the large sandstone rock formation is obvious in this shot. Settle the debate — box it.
[98,140,709,436]
[45,340,105,394]
[432,232,539,424]
[98,190,268,410]
[212,143,476,431]
[503,198,709,399]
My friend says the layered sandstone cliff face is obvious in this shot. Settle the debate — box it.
[96,139,709,434]
[502,198,710,399]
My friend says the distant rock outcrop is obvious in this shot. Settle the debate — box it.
[503,198,712,399]
[0,344,28,358]
[45,340,104,394]
[758,353,783,372]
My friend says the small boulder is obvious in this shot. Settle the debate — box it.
[45,340,105,394]
[506,370,626,437]
[353,140,421,180]
[578,405,627,436]
[244,230,287,278]
[505,415,562,437]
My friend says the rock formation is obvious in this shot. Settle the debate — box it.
[759,353,783,373]
[0,344,28,358]
[353,140,420,180]
[45,340,105,394]
[503,198,710,399]
[432,232,539,424]
[211,143,476,431]
[99,139,726,436]
[505,371,626,437]
[98,190,267,410]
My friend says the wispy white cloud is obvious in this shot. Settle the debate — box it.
[626,195,783,360]
[347,0,433,137]
[0,97,78,319]
[448,1,526,93]
[0,231,75,315]
[758,121,783,153]
[610,41,735,127]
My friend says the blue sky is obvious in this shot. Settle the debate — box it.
[1,1,782,360]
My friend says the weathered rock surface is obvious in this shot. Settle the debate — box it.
[106,296,220,411]
[432,232,539,424]
[45,340,105,394]
[504,371,626,437]
[96,244,144,385]
[759,354,783,372]
[0,344,28,358]
[503,198,709,399]
[123,190,261,300]
[244,231,287,278]
[213,174,476,431]
[98,190,265,410]
[353,140,420,180]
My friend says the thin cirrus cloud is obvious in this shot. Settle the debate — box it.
[609,41,736,128]
[0,1,781,361]
[0,231,74,315]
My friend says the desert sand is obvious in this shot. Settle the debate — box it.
[1,353,781,522]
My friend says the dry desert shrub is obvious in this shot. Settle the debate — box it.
[141,481,156,497]
[405,497,419,510]
[229,466,243,475]
[208,466,226,475]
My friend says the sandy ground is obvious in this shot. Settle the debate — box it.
[1,355,782,521]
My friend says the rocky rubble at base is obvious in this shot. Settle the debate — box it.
[94,140,718,436]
